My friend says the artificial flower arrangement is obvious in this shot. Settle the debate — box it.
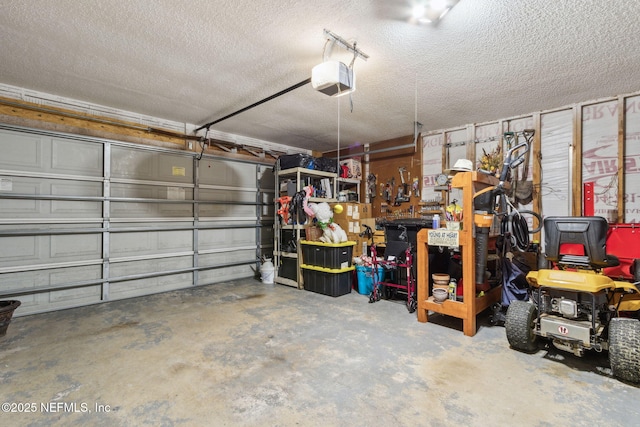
[478,144,503,176]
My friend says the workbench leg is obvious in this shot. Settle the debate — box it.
[416,229,430,324]
[463,317,476,337]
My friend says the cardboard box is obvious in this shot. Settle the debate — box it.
[329,203,373,258]
[331,203,372,224]
[340,158,362,179]
[373,230,385,245]
[347,232,369,258]
[360,218,377,231]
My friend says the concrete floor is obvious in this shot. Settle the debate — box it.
[1,279,639,427]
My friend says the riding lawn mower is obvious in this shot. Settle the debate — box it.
[505,216,640,383]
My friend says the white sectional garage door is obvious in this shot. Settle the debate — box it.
[0,125,274,316]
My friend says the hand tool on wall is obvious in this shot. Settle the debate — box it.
[412,177,420,198]
[367,173,377,200]
[399,167,409,196]
[384,177,395,204]
[394,167,410,205]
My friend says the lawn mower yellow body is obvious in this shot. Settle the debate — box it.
[527,269,640,312]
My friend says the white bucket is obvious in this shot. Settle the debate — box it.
[260,258,275,284]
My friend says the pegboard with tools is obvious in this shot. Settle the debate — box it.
[371,156,422,218]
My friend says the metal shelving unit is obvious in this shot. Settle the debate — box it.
[336,177,361,202]
[273,167,337,288]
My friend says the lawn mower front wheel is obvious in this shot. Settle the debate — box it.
[505,300,538,353]
[609,318,640,383]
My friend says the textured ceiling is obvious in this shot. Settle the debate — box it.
[2,0,640,153]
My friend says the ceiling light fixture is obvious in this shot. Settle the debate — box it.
[311,29,368,97]
[412,0,459,24]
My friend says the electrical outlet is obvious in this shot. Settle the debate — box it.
[188,141,193,150]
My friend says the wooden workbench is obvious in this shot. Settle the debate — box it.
[416,171,502,336]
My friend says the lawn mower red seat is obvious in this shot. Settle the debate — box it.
[544,216,619,271]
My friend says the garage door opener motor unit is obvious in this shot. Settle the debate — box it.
[312,61,355,97]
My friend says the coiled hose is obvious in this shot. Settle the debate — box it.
[501,210,542,252]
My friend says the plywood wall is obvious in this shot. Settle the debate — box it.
[367,135,421,218]
[324,135,422,219]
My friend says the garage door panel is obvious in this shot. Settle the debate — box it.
[52,180,103,197]
[111,183,193,199]
[27,286,103,314]
[198,189,256,218]
[110,201,193,219]
[199,228,254,250]
[260,202,274,218]
[51,180,103,216]
[111,221,194,229]
[0,265,102,291]
[109,272,193,301]
[110,232,153,256]
[50,200,102,217]
[157,230,192,251]
[261,228,273,247]
[199,249,255,266]
[199,159,256,187]
[50,234,101,259]
[110,182,195,217]
[155,202,194,218]
[0,179,41,216]
[0,270,39,292]
[0,236,38,267]
[199,188,255,203]
[227,162,256,188]
[111,147,193,183]
[156,155,193,183]
[0,198,39,217]
[258,165,274,190]
[0,265,102,315]
[198,203,256,218]
[0,178,102,218]
[0,130,44,170]
[197,265,253,285]
[51,138,103,176]
[110,256,192,278]
[110,147,155,180]
[110,201,156,218]
[0,234,102,267]
[111,230,192,257]
[48,265,102,286]
[7,294,38,314]
[46,285,102,304]
[259,191,272,205]
[111,183,154,198]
